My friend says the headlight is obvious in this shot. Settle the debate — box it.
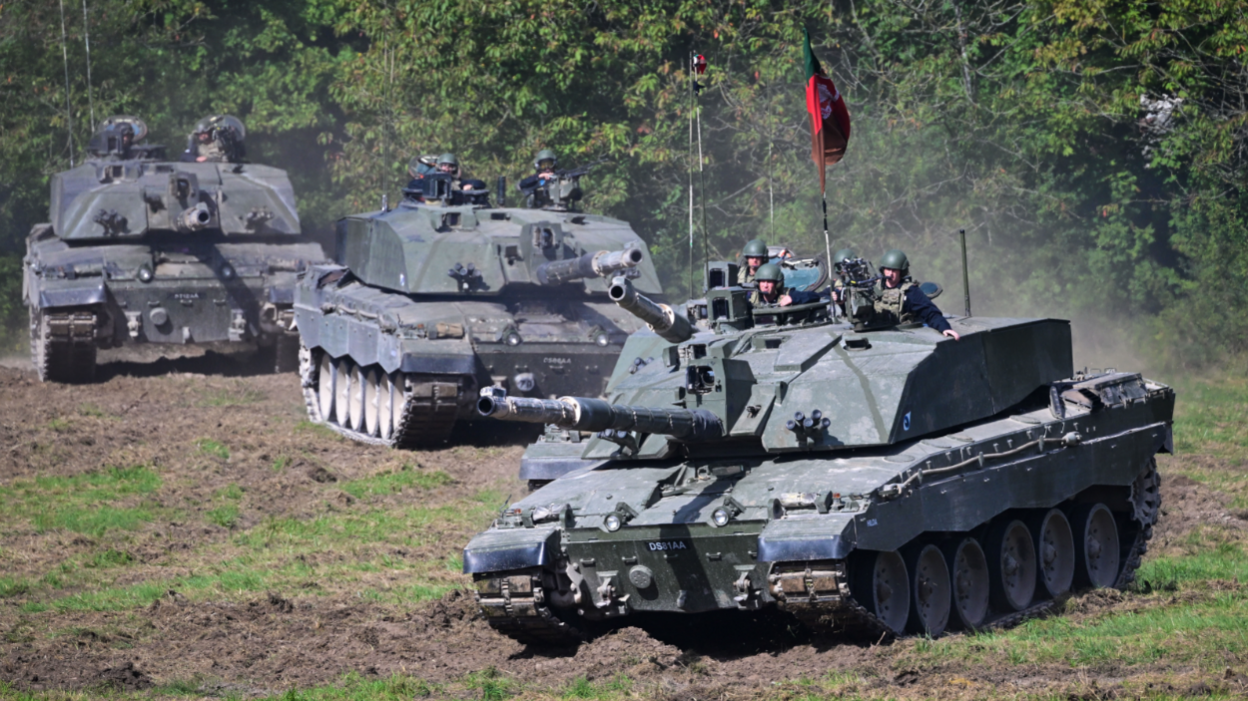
[604,513,622,532]
[137,264,154,283]
[711,508,731,527]
[595,333,610,347]
[505,331,522,346]
[220,262,236,280]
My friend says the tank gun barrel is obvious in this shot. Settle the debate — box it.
[535,247,643,286]
[477,389,721,441]
[608,276,694,343]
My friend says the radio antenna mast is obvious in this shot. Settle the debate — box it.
[58,0,75,166]
[81,0,95,129]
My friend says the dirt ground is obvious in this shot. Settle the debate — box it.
[0,351,1244,699]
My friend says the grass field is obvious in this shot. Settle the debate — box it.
[0,369,1245,700]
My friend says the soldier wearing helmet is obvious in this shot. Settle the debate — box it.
[436,152,487,193]
[748,263,819,307]
[180,115,245,163]
[877,249,959,340]
[738,239,769,285]
[519,149,582,209]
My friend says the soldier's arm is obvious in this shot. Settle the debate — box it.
[903,287,953,333]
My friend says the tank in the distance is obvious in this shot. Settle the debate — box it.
[462,258,1173,645]
[22,115,328,382]
[293,167,664,448]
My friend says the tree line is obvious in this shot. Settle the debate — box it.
[2,0,1244,368]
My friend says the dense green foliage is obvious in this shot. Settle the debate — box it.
[2,0,1245,365]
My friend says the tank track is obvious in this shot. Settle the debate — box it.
[473,572,584,646]
[298,343,458,448]
[30,308,98,383]
[779,465,1159,638]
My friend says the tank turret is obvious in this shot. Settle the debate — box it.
[463,256,1174,646]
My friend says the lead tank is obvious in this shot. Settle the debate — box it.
[293,172,663,447]
[22,116,327,381]
[463,262,1174,644]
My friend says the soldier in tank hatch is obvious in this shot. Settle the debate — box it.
[748,263,820,307]
[518,149,583,209]
[876,249,960,340]
[435,152,487,192]
[518,148,559,192]
[180,115,245,163]
[738,238,769,285]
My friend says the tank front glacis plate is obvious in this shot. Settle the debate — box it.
[27,237,324,344]
[466,374,1174,618]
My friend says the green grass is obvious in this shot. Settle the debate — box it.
[339,466,454,500]
[197,383,268,407]
[206,503,240,528]
[194,438,230,460]
[0,465,162,536]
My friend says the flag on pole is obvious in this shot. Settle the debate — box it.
[803,28,851,192]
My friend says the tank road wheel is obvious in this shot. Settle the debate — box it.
[1030,509,1075,598]
[852,550,910,634]
[377,373,395,441]
[905,543,951,637]
[348,364,366,431]
[334,358,352,427]
[987,519,1037,612]
[364,368,381,437]
[317,353,336,421]
[390,373,407,438]
[1073,503,1120,589]
[945,537,990,629]
[30,308,48,381]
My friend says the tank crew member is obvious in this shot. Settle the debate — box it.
[518,148,559,192]
[738,238,769,285]
[877,249,960,340]
[180,115,245,163]
[749,263,819,307]
[436,152,487,192]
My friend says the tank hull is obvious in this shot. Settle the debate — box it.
[294,265,651,447]
[465,368,1173,643]
[24,231,325,381]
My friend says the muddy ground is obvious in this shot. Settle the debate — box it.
[0,351,1244,699]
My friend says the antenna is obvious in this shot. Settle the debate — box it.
[959,228,972,317]
[496,176,506,208]
[58,0,74,166]
[81,0,95,129]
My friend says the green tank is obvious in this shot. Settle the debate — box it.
[22,116,327,381]
[293,172,663,447]
[463,261,1174,644]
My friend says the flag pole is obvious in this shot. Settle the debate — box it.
[688,51,695,299]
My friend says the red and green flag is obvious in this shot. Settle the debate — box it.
[803,28,851,192]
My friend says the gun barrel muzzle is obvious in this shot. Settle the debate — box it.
[178,202,212,231]
[535,247,643,286]
[608,276,694,343]
[477,389,721,441]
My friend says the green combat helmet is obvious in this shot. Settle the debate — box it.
[534,149,558,170]
[742,239,769,259]
[879,248,910,272]
[465,255,1174,644]
[754,262,783,282]
[833,248,857,266]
